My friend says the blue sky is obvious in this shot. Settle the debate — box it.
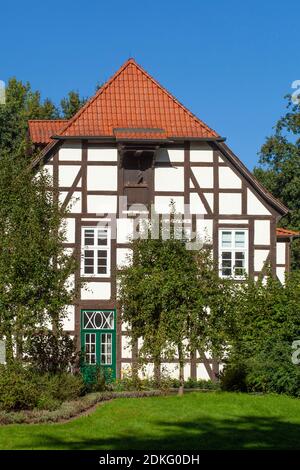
[1,0,299,169]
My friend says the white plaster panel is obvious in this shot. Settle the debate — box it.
[168,149,184,162]
[59,166,81,188]
[190,143,213,162]
[88,148,118,161]
[219,167,242,189]
[190,179,195,189]
[117,218,134,243]
[59,191,82,213]
[81,282,111,300]
[65,274,75,293]
[62,305,75,331]
[154,196,184,214]
[191,167,214,188]
[161,363,178,379]
[87,195,117,214]
[139,363,155,379]
[184,363,191,379]
[44,165,53,178]
[203,193,214,211]
[121,335,132,359]
[247,189,271,215]
[254,250,269,272]
[120,363,131,377]
[196,218,213,242]
[276,242,286,265]
[219,220,248,224]
[59,142,82,161]
[276,267,285,284]
[254,220,270,245]
[189,193,207,214]
[219,193,242,214]
[87,166,117,191]
[196,363,211,380]
[64,218,75,243]
[117,248,132,268]
[155,167,184,192]
[155,148,184,163]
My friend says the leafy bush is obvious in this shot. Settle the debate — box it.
[81,364,108,393]
[0,364,39,411]
[219,362,248,392]
[220,338,300,397]
[0,364,84,411]
[25,329,78,374]
[246,338,300,397]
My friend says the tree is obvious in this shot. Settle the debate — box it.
[118,215,234,393]
[253,93,300,269]
[60,91,87,119]
[0,149,77,362]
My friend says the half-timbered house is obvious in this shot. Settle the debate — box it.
[28,59,298,380]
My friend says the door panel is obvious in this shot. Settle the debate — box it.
[81,309,116,381]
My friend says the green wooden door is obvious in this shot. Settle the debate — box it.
[81,309,116,382]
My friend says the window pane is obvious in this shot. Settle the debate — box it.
[235,252,245,260]
[235,231,245,248]
[221,231,232,248]
[222,252,232,260]
[84,229,94,246]
[222,268,232,276]
[97,229,107,246]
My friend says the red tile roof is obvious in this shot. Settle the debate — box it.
[28,120,68,144]
[276,228,299,238]
[29,59,219,143]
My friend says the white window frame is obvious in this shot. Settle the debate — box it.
[219,229,248,279]
[81,227,111,278]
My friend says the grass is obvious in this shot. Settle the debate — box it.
[1,392,300,450]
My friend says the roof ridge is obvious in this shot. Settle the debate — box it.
[58,58,218,138]
[58,58,135,137]
[128,59,218,137]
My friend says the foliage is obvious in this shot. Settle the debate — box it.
[220,272,300,396]
[0,151,77,361]
[118,213,235,392]
[60,91,87,119]
[25,330,78,374]
[81,364,113,393]
[253,93,300,268]
[0,364,84,411]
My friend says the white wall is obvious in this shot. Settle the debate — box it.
[59,142,81,161]
[276,242,286,265]
[87,166,117,191]
[254,220,270,245]
[219,167,242,188]
[219,193,242,214]
[247,189,271,215]
[191,167,213,188]
[155,167,184,192]
[87,148,118,161]
[81,282,111,300]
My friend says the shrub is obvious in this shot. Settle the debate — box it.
[219,362,248,392]
[0,364,39,411]
[0,364,84,411]
[246,338,300,397]
[25,329,78,374]
[81,364,108,393]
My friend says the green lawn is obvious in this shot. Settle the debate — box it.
[1,392,300,450]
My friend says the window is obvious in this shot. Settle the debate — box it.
[81,227,110,277]
[85,333,96,364]
[101,333,112,365]
[219,229,248,278]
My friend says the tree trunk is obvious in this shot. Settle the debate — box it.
[154,356,161,389]
[178,344,184,396]
[15,329,23,362]
[5,324,14,365]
